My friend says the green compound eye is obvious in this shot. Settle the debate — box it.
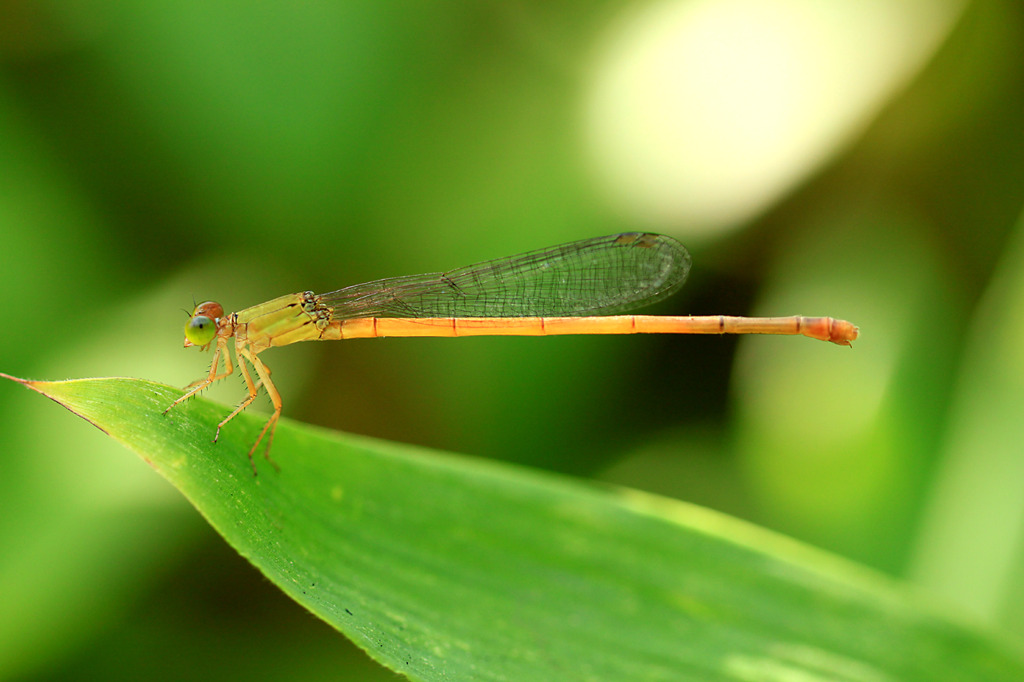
[185,315,217,347]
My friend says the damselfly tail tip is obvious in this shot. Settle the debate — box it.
[830,319,859,346]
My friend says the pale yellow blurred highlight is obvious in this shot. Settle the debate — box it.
[584,0,964,235]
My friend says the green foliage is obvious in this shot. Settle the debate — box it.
[4,2,1024,679]
[5,374,1021,681]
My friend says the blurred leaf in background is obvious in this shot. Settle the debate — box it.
[2,0,1023,679]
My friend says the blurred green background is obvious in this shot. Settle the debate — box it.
[2,1,1023,679]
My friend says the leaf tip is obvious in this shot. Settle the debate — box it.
[1,373,111,435]
[0,371,44,393]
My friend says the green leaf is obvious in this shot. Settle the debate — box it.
[4,373,1021,681]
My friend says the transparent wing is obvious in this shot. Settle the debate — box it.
[319,233,691,319]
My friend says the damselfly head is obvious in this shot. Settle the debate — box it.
[183,301,224,349]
